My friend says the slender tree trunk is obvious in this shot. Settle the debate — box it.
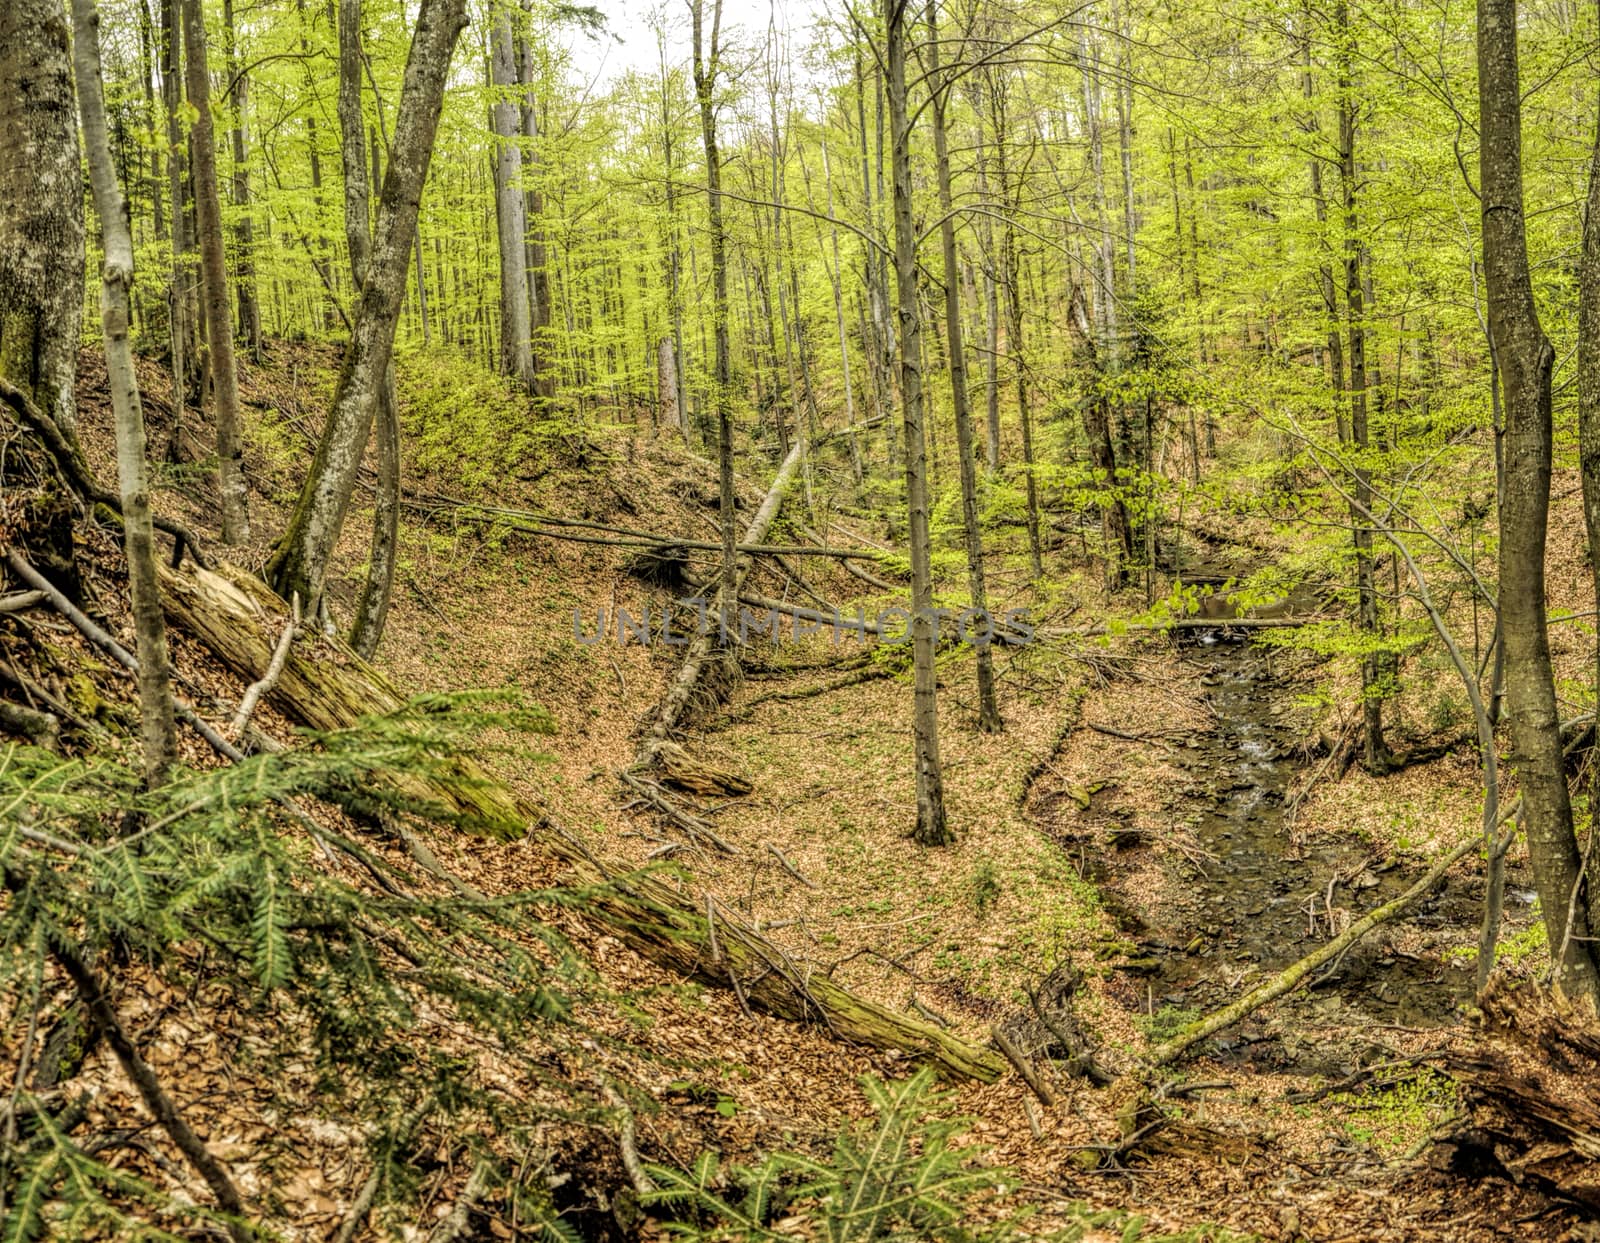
[183,0,250,544]
[820,139,864,481]
[518,8,553,398]
[0,0,85,436]
[988,78,1043,576]
[222,0,260,359]
[886,0,951,846]
[338,0,397,659]
[1579,43,1600,916]
[692,0,738,628]
[490,3,533,389]
[1336,17,1390,773]
[266,0,468,611]
[1479,0,1600,1007]
[71,0,179,785]
[162,0,197,427]
[929,2,999,733]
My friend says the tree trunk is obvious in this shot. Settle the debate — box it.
[71,0,180,786]
[0,0,85,435]
[183,0,250,545]
[928,1,1000,734]
[222,0,260,359]
[692,0,738,627]
[657,336,680,436]
[517,15,554,400]
[1336,21,1390,774]
[886,0,951,847]
[1479,0,1600,1008]
[266,0,468,612]
[490,2,533,389]
[1580,50,1600,921]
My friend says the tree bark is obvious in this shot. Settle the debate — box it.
[222,0,260,359]
[1576,31,1600,945]
[71,0,180,786]
[0,0,84,435]
[1479,0,1600,1007]
[1335,13,1391,773]
[265,0,468,613]
[183,0,251,545]
[886,0,951,846]
[490,2,533,389]
[691,0,738,627]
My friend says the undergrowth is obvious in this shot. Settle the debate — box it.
[0,695,613,1240]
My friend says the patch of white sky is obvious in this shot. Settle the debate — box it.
[559,0,846,111]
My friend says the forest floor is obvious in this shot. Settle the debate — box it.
[27,338,1600,1239]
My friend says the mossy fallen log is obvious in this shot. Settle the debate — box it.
[157,560,527,838]
[157,559,1003,1082]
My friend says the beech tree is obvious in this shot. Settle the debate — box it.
[1478,0,1600,1006]
[70,0,179,785]
[183,0,251,544]
[0,0,84,436]
[265,0,469,614]
[885,0,950,846]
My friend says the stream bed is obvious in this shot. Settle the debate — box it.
[1067,632,1485,1071]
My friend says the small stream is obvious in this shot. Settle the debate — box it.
[1078,632,1482,1068]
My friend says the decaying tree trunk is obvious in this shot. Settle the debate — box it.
[637,433,806,769]
[657,336,680,437]
[153,558,1001,1081]
[1435,979,1600,1211]
[0,0,84,436]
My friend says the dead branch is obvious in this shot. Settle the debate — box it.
[0,376,208,567]
[426,1158,492,1243]
[600,1083,657,1197]
[230,593,300,738]
[991,1023,1057,1106]
[7,550,243,763]
[766,844,815,888]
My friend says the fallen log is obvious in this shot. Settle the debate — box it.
[155,558,1002,1082]
[156,560,528,838]
[638,434,807,764]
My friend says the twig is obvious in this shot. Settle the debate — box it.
[332,1096,436,1243]
[230,593,300,738]
[600,1084,657,1197]
[766,844,815,888]
[37,914,253,1242]
[0,591,45,613]
[427,1158,492,1243]
[6,551,241,762]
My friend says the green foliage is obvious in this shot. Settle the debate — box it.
[643,1069,1017,1242]
[0,696,607,1239]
